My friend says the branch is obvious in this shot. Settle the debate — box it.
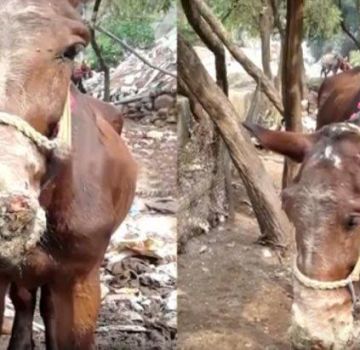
[269,0,284,38]
[221,0,240,22]
[192,0,284,115]
[338,0,360,50]
[178,35,291,251]
[181,0,228,94]
[89,0,110,101]
[340,21,360,50]
[90,0,102,26]
[94,25,176,79]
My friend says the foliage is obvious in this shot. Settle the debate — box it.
[87,17,155,69]
[349,49,360,65]
[86,0,173,70]
[208,0,263,35]
[306,0,360,59]
[303,1,342,40]
[99,0,173,20]
[178,0,264,44]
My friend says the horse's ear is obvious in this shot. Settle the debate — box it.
[243,122,318,163]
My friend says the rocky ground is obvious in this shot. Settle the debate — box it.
[178,152,293,350]
[95,117,177,350]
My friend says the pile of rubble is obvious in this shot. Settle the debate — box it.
[97,196,177,348]
[84,27,176,125]
[118,90,177,127]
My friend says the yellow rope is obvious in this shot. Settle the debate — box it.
[57,88,72,148]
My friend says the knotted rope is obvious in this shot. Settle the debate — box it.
[293,256,360,290]
[0,90,72,159]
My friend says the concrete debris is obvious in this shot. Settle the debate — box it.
[84,28,176,125]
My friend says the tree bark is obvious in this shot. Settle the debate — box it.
[259,1,273,79]
[178,35,292,251]
[299,46,308,99]
[192,0,284,116]
[90,0,110,101]
[281,0,304,188]
[181,0,233,221]
[270,0,284,92]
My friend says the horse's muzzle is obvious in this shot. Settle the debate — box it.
[0,193,38,239]
[0,192,46,268]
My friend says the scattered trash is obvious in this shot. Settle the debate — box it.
[199,245,208,254]
[262,248,273,258]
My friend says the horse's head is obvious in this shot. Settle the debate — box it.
[339,57,352,72]
[0,0,89,269]
[245,121,360,348]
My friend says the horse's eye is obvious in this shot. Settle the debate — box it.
[58,43,84,61]
[345,214,360,231]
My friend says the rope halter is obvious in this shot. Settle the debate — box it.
[0,89,72,159]
[293,257,360,320]
[293,257,360,290]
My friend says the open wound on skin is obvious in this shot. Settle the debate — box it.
[290,280,360,349]
[0,206,46,266]
[0,129,46,266]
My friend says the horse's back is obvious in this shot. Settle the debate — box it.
[317,67,360,129]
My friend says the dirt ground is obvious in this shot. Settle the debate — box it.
[178,152,294,350]
[0,117,177,350]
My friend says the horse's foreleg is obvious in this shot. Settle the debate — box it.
[0,279,10,335]
[46,268,101,350]
[8,284,37,350]
[40,285,58,350]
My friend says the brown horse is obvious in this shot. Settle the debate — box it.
[320,53,352,78]
[317,67,360,129]
[244,120,360,348]
[0,1,137,349]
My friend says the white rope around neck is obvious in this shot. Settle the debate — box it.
[293,256,360,290]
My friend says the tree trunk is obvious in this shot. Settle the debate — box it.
[90,0,110,101]
[281,0,304,188]
[192,0,284,116]
[299,46,307,99]
[270,0,284,92]
[274,40,284,92]
[178,35,292,251]
[259,1,273,79]
[245,83,262,124]
[181,0,233,222]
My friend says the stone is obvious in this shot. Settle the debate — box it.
[154,94,175,110]
[158,107,169,118]
[167,114,177,124]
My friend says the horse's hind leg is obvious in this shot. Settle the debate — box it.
[8,284,37,350]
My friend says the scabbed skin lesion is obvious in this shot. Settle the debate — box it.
[289,321,360,350]
[0,204,46,267]
[290,281,360,350]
